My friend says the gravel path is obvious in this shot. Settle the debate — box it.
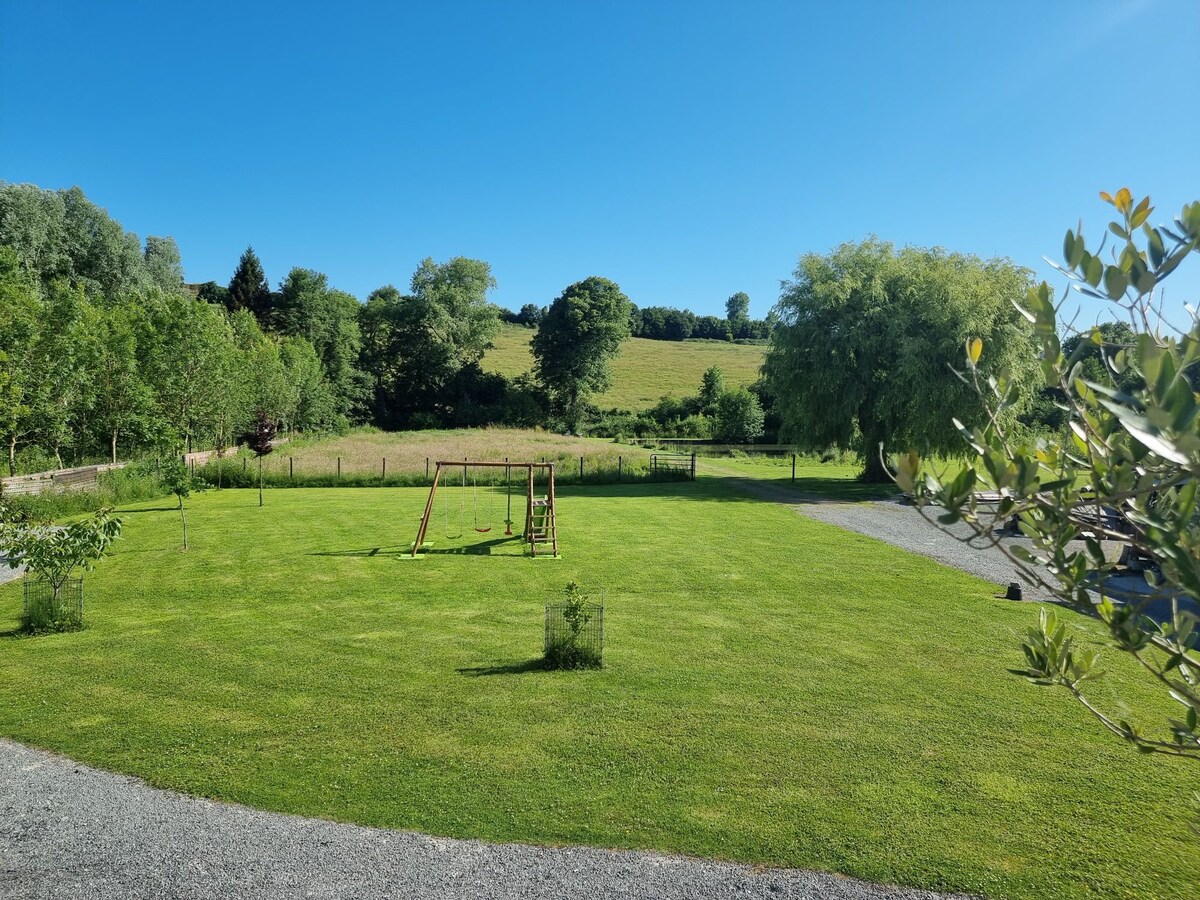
[0,739,967,900]
[0,557,20,587]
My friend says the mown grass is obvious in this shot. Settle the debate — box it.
[484,324,766,410]
[699,454,901,500]
[0,482,1195,899]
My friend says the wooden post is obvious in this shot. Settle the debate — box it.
[792,453,796,483]
[618,455,622,481]
[426,457,430,479]
[337,457,341,479]
[289,456,293,480]
[580,456,584,481]
[691,452,696,480]
[382,457,386,480]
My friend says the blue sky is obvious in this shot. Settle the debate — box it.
[2,0,1196,324]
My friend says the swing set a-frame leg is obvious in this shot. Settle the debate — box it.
[411,463,443,556]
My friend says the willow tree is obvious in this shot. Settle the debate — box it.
[764,239,1038,481]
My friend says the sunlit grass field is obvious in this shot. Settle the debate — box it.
[233,427,650,482]
[1,479,1195,899]
[483,324,766,410]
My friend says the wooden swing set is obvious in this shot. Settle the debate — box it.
[411,461,559,557]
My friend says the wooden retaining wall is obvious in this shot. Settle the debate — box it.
[1,463,127,497]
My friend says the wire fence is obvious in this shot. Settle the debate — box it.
[197,451,694,488]
[23,577,84,633]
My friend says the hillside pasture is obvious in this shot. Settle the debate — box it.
[484,324,766,410]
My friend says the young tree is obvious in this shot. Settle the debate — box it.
[764,239,1038,481]
[900,189,1200,762]
[0,507,122,629]
[532,277,632,432]
[226,246,271,318]
[245,412,277,508]
[162,461,205,551]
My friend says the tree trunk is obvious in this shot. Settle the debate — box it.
[179,495,188,550]
[7,436,15,477]
[857,410,890,483]
[258,457,264,507]
[111,430,118,465]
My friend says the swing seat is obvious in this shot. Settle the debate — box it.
[474,526,492,533]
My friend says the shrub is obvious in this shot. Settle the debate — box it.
[543,581,604,670]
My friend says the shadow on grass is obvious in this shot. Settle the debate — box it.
[313,536,527,558]
[457,658,547,677]
[113,506,181,514]
[548,475,897,505]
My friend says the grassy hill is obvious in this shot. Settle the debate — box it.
[483,324,766,411]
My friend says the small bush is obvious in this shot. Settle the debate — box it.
[544,581,604,670]
[22,577,83,633]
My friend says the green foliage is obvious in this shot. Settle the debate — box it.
[532,276,632,432]
[901,189,1200,762]
[713,387,765,443]
[765,239,1039,481]
[0,507,121,594]
[226,246,270,317]
[360,260,501,428]
[162,460,207,550]
[543,580,603,670]
[699,365,724,414]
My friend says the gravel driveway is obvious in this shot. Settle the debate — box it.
[0,740,967,900]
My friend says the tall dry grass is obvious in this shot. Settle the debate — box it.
[200,427,683,487]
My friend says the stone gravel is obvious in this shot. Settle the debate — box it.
[0,740,968,900]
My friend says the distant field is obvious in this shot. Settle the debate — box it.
[483,324,766,410]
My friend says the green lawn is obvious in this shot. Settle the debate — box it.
[484,323,766,410]
[0,481,1194,898]
[698,454,901,500]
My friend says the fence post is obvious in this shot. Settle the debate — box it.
[382,457,386,480]
[190,458,195,475]
[792,453,796,484]
[337,457,341,480]
[618,455,622,481]
[289,456,294,480]
[691,452,696,480]
[425,457,429,479]
[580,456,584,481]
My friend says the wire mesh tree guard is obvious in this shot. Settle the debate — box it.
[23,576,84,633]
[544,586,604,669]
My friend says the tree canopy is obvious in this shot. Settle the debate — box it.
[532,276,632,432]
[764,238,1039,480]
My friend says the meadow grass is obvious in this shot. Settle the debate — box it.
[0,479,1194,897]
[484,324,766,410]
[227,428,654,483]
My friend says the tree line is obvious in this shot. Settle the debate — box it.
[502,290,773,343]
[1,183,680,473]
